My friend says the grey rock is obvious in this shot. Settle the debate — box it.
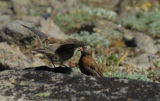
[50,0,78,14]
[95,20,158,54]
[124,32,159,69]
[0,69,159,101]
[11,0,78,15]
[79,0,120,10]
[154,39,160,52]
[21,16,67,40]
[0,1,12,15]
[40,18,67,40]
[21,16,42,26]
[0,14,12,29]
[117,26,158,54]
[95,20,159,70]
[134,32,158,54]
[0,42,45,70]
[0,18,67,44]
[126,53,160,70]
[1,20,34,43]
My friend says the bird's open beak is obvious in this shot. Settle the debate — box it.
[79,47,83,52]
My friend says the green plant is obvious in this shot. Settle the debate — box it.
[117,11,160,36]
[53,5,117,33]
[117,15,148,31]
[105,29,123,38]
[147,70,160,81]
[70,31,110,47]
[105,72,152,82]
[153,61,160,67]
[149,20,160,35]
[106,53,119,66]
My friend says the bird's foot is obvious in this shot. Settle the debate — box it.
[51,63,56,68]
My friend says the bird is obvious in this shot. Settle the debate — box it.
[22,25,86,67]
[78,46,104,77]
[34,40,86,67]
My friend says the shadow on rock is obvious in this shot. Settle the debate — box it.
[25,66,72,74]
[0,63,10,71]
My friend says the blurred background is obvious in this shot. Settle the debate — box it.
[0,0,160,82]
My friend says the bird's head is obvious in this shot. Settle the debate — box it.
[79,45,92,55]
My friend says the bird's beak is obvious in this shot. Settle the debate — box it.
[79,47,83,52]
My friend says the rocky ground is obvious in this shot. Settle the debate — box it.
[0,0,160,100]
[0,68,160,101]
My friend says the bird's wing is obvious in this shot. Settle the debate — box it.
[33,47,61,63]
[33,43,60,54]
[33,47,55,55]
[84,57,103,77]
[89,63,103,77]
[82,57,103,77]
[87,67,102,77]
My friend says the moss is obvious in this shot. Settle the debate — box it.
[35,91,52,97]
[105,72,152,82]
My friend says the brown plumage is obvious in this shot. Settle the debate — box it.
[22,25,86,66]
[78,46,104,77]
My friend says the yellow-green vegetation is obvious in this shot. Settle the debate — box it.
[105,72,152,82]
[104,53,152,82]
[36,91,52,97]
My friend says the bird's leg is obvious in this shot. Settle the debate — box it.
[50,57,56,68]
[60,61,67,67]
[51,62,56,68]
[51,61,56,68]
[62,64,67,67]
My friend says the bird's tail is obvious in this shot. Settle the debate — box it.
[21,24,48,40]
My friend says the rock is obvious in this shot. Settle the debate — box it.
[0,14,12,29]
[0,42,45,70]
[11,0,78,15]
[21,16,42,26]
[126,53,160,70]
[50,0,78,14]
[154,39,160,52]
[1,20,34,43]
[95,20,159,70]
[95,20,158,54]
[0,0,12,14]
[79,0,120,9]
[0,69,159,101]
[134,32,158,54]
[6,17,67,41]
[40,18,67,40]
